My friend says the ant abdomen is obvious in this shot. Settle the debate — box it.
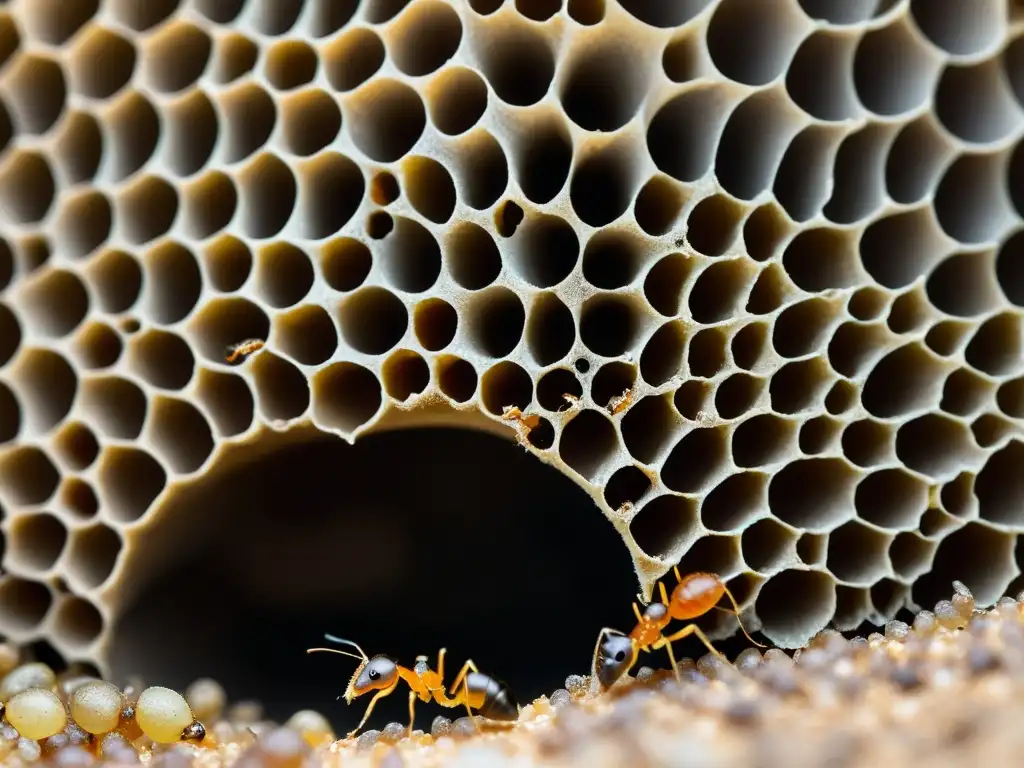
[463,673,519,721]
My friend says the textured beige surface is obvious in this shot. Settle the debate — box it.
[0,0,1022,675]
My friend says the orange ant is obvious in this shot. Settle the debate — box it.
[592,568,764,690]
[306,635,519,738]
[606,387,634,416]
[225,339,265,364]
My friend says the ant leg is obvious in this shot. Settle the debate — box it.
[632,603,644,623]
[719,583,767,648]
[653,623,728,665]
[347,687,396,739]
[448,659,481,727]
[407,691,416,738]
[437,648,447,681]
[662,633,682,682]
[659,582,670,604]
[672,565,683,585]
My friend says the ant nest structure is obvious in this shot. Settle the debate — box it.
[0,0,1024,760]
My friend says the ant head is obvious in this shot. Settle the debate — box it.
[593,629,637,691]
[347,656,399,701]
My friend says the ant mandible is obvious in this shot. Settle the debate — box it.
[592,568,765,690]
[306,635,519,738]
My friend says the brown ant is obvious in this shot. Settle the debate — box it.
[306,635,519,738]
[225,339,265,364]
[606,387,634,416]
[592,568,764,690]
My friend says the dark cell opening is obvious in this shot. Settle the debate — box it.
[108,426,634,729]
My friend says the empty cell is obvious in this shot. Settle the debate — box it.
[824,124,893,225]
[841,419,891,468]
[528,418,555,451]
[847,287,889,322]
[885,116,954,206]
[249,0,303,33]
[161,91,218,177]
[743,204,792,264]
[370,172,400,207]
[861,343,948,419]
[382,350,429,402]
[481,361,533,415]
[79,376,146,441]
[110,0,180,31]
[715,89,804,201]
[8,513,66,572]
[413,298,457,351]
[770,457,858,530]
[976,440,1024,525]
[580,294,643,358]
[799,415,839,454]
[827,321,891,379]
[346,79,425,163]
[139,241,202,326]
[237,154,297,239]
[203,236,251,293]
[318,239,370,294]
[445,222,501,290]
[16,269,88,340]
[855,468,928,530]
[425,66,487,136]
[195,369,253,438]
[512,110,572,205]
[782,227,861,293]
[687,195,745,256]
[515,0,560,19]
[707,0,809,86]
[141,21,211,94]
[965,312,1023,377]
[264,40,317,91]
[854,18,940,117]
[702,472,767,533]
[936,59,1021,145]
[567,0,604,23]
[274,305,338,367]
[52,190,112,261]
[66,23,134,99]
[312,363,382,434]
[775,125,848,223]
[689,259,758,323]
[621,393,678,465]
[773,298,843,360]
[0,578,51,632]
[401,156,456,225]
[53,110,100,185]
[558,409,617,482]
[323,27,384,93]
[217,82,277,164]
[591,362,635,411]
[663,26,713,83]
[117,176,178,246]
[914,522,1014,609]
[495,200,524,238]
[715,373,763,420]
[742,517,795,573]
[688,327,728,378]
[896,413,981,479]
[187,296,271,364]
[941,471,975,520]
[96,446,166,523]
[250,352,310,424]
[387,0,462,77]
[910,0,1002,57]
[54,596,103,648]
[647,86,736,183]
[559,34,648,132]
[364,0,414,23]
[281,89,342,158]
[940,368,993,417]
[732,322,770,373]
[582,229,644,290]
[126,330,195,390]
[634,175,685,237]
[796,34,866,124]
[450,129,508,210]
[0,151,55,224]
[101,90,160,181]
[770,357,833,415]
[796,533,825,566]
[297,153,366,241]
[58,477,98,522]
[890,533,936,582]
[510,213,579,288]
[465,286,526,358]
[254,243,314,310]
[526,293,574,367]
[301,0,359,36]
[0,446,58,509]
[180,172,237,240]
[639,321,686,388]
[73,322,122,370]
[337,287,409,356]
[935,151,1016,246]
[210,32,258,84]
[369,210,396,237]
[997,377,1024,419]
[756,568,835,648]
[9,350,75,440]
[972,413,1014,449]
[570,138,640,227]
[0,303,17,368]
[662,426,728,493]
[827,520,891,585]
[927,249,1001,318]
[21,0,96,45]
[605,465,652,509]
[629,494,699,561]
[474,20,554,107]
[997,230,1024,308]
[887,287,932,335]
[644,252,694,317]
[537,369,583,411]
[436,355,478,403]
[0,381,18,444]
[3,54,65,136]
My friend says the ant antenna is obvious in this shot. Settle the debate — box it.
[306,634,369,661]
[324,634,369,660]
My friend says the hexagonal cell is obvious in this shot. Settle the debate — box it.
[701,472,767,533]
[913,522,1015,609]
[8,348,77,438]
[96,446,167,524]
[890,533,936,582]
[72,321,123,371]
[382,350,429,403]
[311,363,382,435]
[126,330,195,391]
[52,190,112,261]
[0,446,60,507]
[826,520,892,585]
[85,249,142,314]
[570,135,643,228]
[324,27,384,92]
[662,426,729,494]
[7,513,67,572]
[57,478,98,523]
[895,413,983,480]
[855,468,928,530]
[473,16,554,108]
[604,466,652,510]
[53,596,103,649]
[629,494,699,562]
[621,393,679,467]
[435,356,477,404]
[0,578,51,632]
[66,524,122,589]
[732,414,797,468]
[644,252,695,317]
[250,352,310,425]
[195,369,253,439]
[741,517,796,574]
[768,457,859,531]
[480,362,533,417]
[861,343,949,419]
[52,422,99,472]
[275,305,338,367]
[465,287,526,359]
[756,568,836,648]
[346,78,426,163]
[559,409,618,482]
[536,369,583,412]
[795,533,826,567]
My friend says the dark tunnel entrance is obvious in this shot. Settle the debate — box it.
[108,426,637,730]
